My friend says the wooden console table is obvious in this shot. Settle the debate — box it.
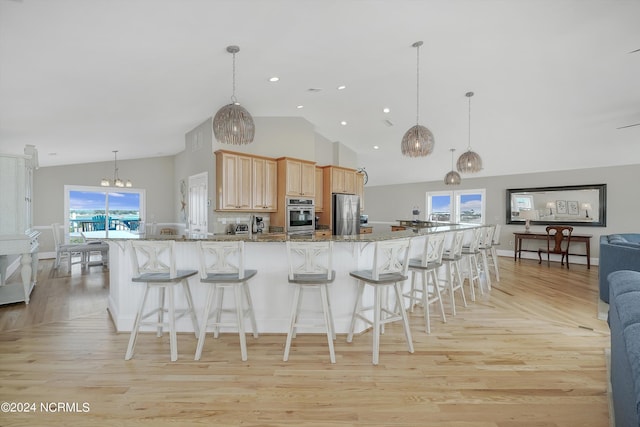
[513,231,592,269]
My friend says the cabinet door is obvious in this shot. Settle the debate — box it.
[285,159,302,196]
[344,170,356,194]
[218,152,251,210]
[315,167,324,212]
[300,162,316,197]
[356,172,365,211]
[252,158,277,210]
[331,168,345,193]
[236,155,252,209]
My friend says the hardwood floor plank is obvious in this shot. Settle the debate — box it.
[0,257,609,426]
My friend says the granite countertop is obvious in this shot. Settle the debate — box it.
[109,223,477,244]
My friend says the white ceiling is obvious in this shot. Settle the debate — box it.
[1,0,639,186]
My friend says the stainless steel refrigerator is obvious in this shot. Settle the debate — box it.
[333,194,360,235]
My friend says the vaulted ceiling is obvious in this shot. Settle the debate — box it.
[1,0,639,186]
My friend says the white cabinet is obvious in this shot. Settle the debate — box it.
[0,146,40,305]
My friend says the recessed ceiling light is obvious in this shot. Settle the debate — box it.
[296,105,304,109]
[340,121,347,126]
[337,85,346,90]
[383,107,390,113]
[269,76,279,82]
[373,145,380,150]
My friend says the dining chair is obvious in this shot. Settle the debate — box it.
[538,225,573,268]
[51,223,84,271]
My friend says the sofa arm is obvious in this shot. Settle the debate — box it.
[599,243,640,303]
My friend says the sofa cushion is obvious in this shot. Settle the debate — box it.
[614,241,640,249]
[615,291,640,329]
[623,322,640,422]
[608,234,629,244]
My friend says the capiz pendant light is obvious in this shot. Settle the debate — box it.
[213,45,255,145]
[457,91,482,173]
[444,148,461,185]
[401,41,434,157]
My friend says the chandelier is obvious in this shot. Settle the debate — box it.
[444,148,461,185]
[400,41,434,157]
[456,91,483,173]
[101,150,131,188]
[212,45,255,145]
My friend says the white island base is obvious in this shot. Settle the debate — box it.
[107,237,427,335]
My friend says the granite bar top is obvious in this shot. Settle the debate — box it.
[100,223,478,244]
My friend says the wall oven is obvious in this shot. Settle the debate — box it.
[286,198,315,235]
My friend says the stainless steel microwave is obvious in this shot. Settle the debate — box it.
[286,198,315,235]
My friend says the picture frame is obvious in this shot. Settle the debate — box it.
[556,200,567,215]
[567,200,579,215]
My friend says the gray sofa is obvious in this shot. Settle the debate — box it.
[608,270,640,427]
[599,234,640,303]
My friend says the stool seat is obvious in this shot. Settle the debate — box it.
[201,270,257,283]
[349,271,407,284]
[132,270,197,282]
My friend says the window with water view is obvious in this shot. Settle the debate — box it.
[426,189,485,224]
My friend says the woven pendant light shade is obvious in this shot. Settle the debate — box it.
[401,124,435,157]
[444,148,461,185]
[213,103,255,145]
[456,91,482,173]
[401,41,434,157]
[213,45,255,145]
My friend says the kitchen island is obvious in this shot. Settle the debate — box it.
[106,224,477,335]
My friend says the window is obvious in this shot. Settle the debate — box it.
[64,185,145,236]
[426,189,486,224]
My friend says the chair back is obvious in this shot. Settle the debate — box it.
[463,227,483,252]
[546,225,573,254]
[492,224,502,245]
[129,240,177,279]
[286,240,334,281]
[481,225,496,249]
[51,223,63,248]
[417,233,446,267]
[444,230,465,258]
[370,238,411,281]
[197,240,247,280]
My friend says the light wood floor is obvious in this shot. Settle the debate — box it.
[0,257,610,426]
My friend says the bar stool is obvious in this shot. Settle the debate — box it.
[477,225,496,291]
[347,238,414,365]
[125,240,199,362]
[461,227,483,302]
[487,224,501,282]
[403,233,447,333]
[194,240,258,361]
[439,230,467,316]
[284,240,336,363]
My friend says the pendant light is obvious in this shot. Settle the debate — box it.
[101,150,132,188]
[400,41,434,157]
[457,91,482,173]
[444,148,461,185]
[212,45,255,145]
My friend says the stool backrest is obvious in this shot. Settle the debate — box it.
[481,225,496,249]
[417,233,446,267]
[198,240,246,280]
[492,224,502,245]
[445,230,465,258]
[371,238,411,280]
[129,240,177,278]
[463,227,483,252]
[286,240,333,281]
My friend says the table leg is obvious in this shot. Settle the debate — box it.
[586,239,591,269]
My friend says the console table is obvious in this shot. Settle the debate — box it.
[513,231,592,269]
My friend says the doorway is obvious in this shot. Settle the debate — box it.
[188,172,208,234]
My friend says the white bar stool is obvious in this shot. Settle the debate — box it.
[347,238,414,365]
[461,228,483,301]
[439,230,467,316]
[404,233,447,334]
[194,240,258,362]
[284,240,336,363]
[488,224,501,282]
[478,225,496,291]
[125,240,199,362]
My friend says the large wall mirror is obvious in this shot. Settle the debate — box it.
[506,184,607,227]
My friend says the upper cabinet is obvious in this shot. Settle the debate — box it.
[356,171,365,211]
[252,157,277,211]
[327,166,357,194]
[315,167,324,212]
[216,151,252,211]
[278,157,315,198]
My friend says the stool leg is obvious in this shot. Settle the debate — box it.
[431,270,446,325]
[194,285,215,361]
[421,271,430,334]
[181,279,199,338]
[326,288,336,341]
[393,282,414,355]
[234,285,248,362]
[242,282,258,338]
[283,285,301,362]
[213,286,224,338]
[167,285,177,362]
[157,286,165,337]
[347,282,365,343]
[320,284,336,363]
[491,246,500,281]
[125,284,150,360]
[372,285,382,365]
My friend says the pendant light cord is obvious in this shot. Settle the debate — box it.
[231,51,237,104]
[467,92,473,150]
[416,43,420,125]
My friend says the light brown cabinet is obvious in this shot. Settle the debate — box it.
[252,157,277,211]
[278,158,315,197]
[355,171,365,211]
[330,167,356,194]
[360,227,372,234]
[315,167,324,212]
[216,151,252,211]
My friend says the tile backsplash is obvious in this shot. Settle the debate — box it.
[213,213,271,234]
